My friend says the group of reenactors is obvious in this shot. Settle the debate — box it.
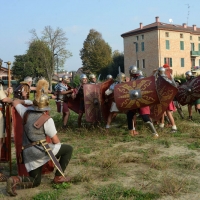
[1,63,200,196]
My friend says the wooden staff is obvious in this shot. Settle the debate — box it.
[5,61,12,175]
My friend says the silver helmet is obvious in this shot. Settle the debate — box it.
[80,74,87,80]
[185,71,192,77]
[158,67,166,77]
[129,65,138,75]
[137,70,143,76]
[106,74,113,80]
[62,75,70,83]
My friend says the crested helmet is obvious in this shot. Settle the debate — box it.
[116,72,126,82]
[33,79,50,111]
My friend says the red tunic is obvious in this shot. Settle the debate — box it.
[139,106,150,115]
[167,101,176,111]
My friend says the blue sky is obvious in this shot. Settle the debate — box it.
[1,0,199,72]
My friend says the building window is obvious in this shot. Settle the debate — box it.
[180,34,183,38]
[166,40,170,50]
[190,36,192,40]
[142,59,145,68]
[2,76,8,80]
[199,59,200,66]
[134,42,138,52]
[191,43,195,51]
[165,32,169,37]
[141,42,144,51]
[164,58,172,67]
[136,60,139,68]
[180,41,184,50]
[199,37,200,41]
[199,43,200,51]
[191,58,195,67]
[136,36,139,41]
[181,58,184,67]
[141,35,144,39]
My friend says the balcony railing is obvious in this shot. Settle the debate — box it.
[190,51,200,57]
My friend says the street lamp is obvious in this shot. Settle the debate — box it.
[54,54,58,74]
[133,42,138,67]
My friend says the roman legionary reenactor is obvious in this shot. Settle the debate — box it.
[76,74,88,127]
[184,71,200,121]
[155,67,178,132]
[14,76,35,100]
[105,72,126,129]
[127,66,159,138]
[54,75,75,129]
[7,79,73,196]
[0,79,13,182]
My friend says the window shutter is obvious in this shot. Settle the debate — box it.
[170,58,172,67]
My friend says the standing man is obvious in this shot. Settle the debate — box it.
[184,71,200,121]
[127,66,159,138]
[105,72,126,129]
[54,75,75,129]
[14,76,35,100]
[77,74,88,128]
[157,67,177,132]
[7,79,73,196]
[0,79,13,182]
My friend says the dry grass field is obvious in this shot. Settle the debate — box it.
[1,101,200,200]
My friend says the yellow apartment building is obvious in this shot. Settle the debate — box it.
[121,16,200,77]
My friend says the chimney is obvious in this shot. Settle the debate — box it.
[140,22,143,29]
[183,23,187,28]
[193,24,197,31]
[155,16,159,22]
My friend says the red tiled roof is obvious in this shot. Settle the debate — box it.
[121,22,200,37]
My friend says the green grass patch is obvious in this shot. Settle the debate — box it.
[89,183,160,200]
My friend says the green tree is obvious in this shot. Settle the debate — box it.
[29,26,72,89]
[80,29,112,75]
[12,54,35,81]
[27,40,51,79]
[99,50,124,80]
[109,50,124,79]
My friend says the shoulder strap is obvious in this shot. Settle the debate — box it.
[34,112,51,129]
